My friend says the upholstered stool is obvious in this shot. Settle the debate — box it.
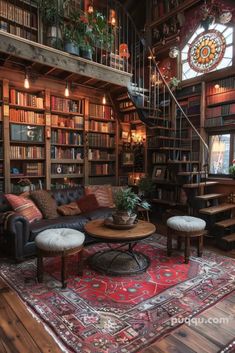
[166,216,206,264]
[35,228,85,288]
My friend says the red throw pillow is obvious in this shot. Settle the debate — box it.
[76,194,100,213]
[5,194,42,223]
[85,185,114,208]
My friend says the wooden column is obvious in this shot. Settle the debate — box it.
[84,98,89,186]
[200,82,207,169]
[45,89,51,190]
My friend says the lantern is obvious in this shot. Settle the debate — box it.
[119,43,130,59]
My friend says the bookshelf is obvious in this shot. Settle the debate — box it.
[0,82,3,192]
[0,0,38,42]
[88,103,116,184]
[9,88,45,193]
[50,95,85,189]
[205,77,235,129]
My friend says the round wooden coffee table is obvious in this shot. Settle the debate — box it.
[84,219,156,276]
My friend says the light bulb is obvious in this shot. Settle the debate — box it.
[24,74,30,89]
[88,4,94,14]
[102,95,106,105]
[111,17,116,26]
[65,83,69,97]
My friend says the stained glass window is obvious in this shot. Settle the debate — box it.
[182,24,233,81]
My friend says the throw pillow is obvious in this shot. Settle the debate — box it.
[57,202,81,216]
[85,185,115,208]
[4,194,42,223]
[77,194,100,213]
[30,190,58,219]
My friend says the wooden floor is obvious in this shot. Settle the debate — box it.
[0,234,234,353]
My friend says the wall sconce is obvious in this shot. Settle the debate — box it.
[119,43,130,59]
[24,71,30,89]
[64,82,69,97]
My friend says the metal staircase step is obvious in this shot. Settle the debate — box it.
[195,193,226,201]
[221,233,235,242]
[215,217,235,228]
[199,203,235,215]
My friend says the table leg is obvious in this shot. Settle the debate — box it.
[185,236,190,264]
[198,235,203,257]
[77,248,84,276]
[167,229,172,257]
[61,255,67,289]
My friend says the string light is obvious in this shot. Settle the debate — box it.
[24,72,30,89]
[64,82,69,97]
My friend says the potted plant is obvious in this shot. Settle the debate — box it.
[113,188,150,225]
[36,0,64,49]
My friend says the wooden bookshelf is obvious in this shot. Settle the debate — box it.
[88,103,117,184]
[0,0,38,42]
[0,82,3,192]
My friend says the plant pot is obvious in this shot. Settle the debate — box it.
[64,41,80,56]
[81,48,93,60]
[112,211,137,225]
[46,26,63,50]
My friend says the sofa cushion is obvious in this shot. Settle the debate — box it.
[30,190,59,219]
[76,194,100,213]
[29,214,89,241]
[57,202,81,216]
[51,186,84,206]
[85,185,115,208]
[4,194,42,223]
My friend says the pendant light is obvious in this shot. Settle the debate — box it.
[24,71,30,89]
[64,82,70,97]
[102,95,106,105]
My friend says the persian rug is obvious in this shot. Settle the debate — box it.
[0,235,235,353]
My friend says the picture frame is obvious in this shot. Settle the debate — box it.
[121,130,130,141]
[152,165,167,180]
[122,152,134,166]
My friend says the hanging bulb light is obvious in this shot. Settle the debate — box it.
[24,71,30,89]
[102,95,106,105]
[64,82,69,97]
[87,1,94,14]
[109,9,116,26]
[169,46,179,59]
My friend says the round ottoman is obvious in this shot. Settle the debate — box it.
[35,228,85,288]
[166,216,206,264]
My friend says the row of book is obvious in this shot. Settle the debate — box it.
[51,115,84,129]
[88,133,115,148]
[152,152,167,164]
[10,109,44,125]
[89,163,114,175]
[0,0,37,28]
[51,146,83,160]
[89,120,115,133]
[51,181,81,190]
[207,77,235,95]
[10,89,44,108]
[0,180,3,192]
[206,103,235,118]
[51,164,83,175]
[8,24,37,41]
[89,103,113,119]
[0,146,3,159]
[10,162,44,177]
[0,162,3,177]
[10,146,44,159]
[51,130,83,145]
[207,91,235,106]
[51,96,83,114]
[119,101,134,110]
[123,112,139,122]
[88,149,115,161]
[205,116,235,127]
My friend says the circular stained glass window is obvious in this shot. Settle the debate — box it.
[188,29,226,73]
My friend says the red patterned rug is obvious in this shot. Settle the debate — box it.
[0,235,235,353]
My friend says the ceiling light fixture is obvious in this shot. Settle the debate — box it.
[24,71,30,89]
[102,95,106,105]
[64,82,70,97]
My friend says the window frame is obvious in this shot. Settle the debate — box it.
[208,131,235,177]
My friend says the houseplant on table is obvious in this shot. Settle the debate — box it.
[113,187,150,225]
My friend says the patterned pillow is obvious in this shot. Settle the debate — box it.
[4,194,42,223]
[76,194,100,213]
[30,190,59,219]
[85,185,115,208]
[57,202,81,216]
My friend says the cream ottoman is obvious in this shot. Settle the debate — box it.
[166,216,206,264]
[35,228,85,288]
